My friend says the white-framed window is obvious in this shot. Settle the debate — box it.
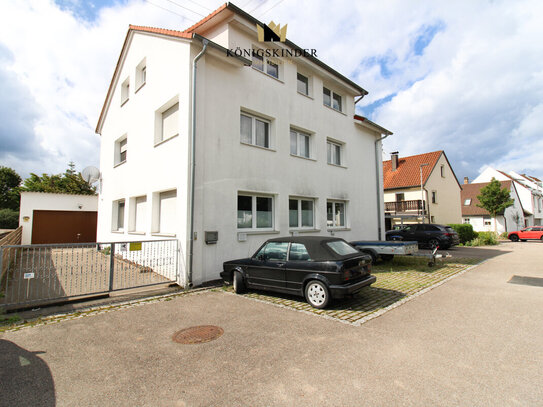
[252,48,280,79]
[297,73,309,95]
[112,199,125,232]
[121,77,129,105]
[237,194,274,230]
[327,200,346,228]
[464,198,471,205]
[155,98,179,145]
[327,140,342,166]
[323,87,342,112]
[289,198,314,228]
[432,191,437,204]
[158,190,176,235]
[463,218,470,224]
[114,135,127,166]
[135,58,146,91]
[129,196,147,233]
[483,216,492,226]
[290,128,311,158]
[240,112,271,149]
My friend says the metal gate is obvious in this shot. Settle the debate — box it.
[0,240,179,309]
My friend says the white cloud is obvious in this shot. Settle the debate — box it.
[1,0,542,182]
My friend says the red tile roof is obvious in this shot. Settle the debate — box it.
[129,25,192,39]
[461,181,512,216]
[182,3,228,33]
[383,151,443,190]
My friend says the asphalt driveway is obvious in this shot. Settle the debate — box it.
[1,241,542,406]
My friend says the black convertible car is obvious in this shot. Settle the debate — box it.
[220,236,375,309]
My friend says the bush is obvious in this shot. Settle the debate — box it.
[499,232,508,239]
[448,224,477,244]
[464,231,499,246]
[0,209,19,229]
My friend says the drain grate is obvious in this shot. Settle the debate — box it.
[508,275,543,287]
[172,325,224,344]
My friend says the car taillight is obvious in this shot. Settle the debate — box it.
[444,233,452,236]
[343,269,351,281]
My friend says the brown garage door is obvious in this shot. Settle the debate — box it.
[31,210,97,244]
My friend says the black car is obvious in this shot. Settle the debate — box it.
[385,223,460,249]
[220,236,375,309]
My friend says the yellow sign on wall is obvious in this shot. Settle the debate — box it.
[129,242,142,251]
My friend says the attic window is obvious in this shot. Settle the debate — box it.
[136,58,146,91]
[464,199,471,206]
[441,165,445,177]
[121,78,129,105]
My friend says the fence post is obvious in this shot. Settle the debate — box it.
[109,243,115,292]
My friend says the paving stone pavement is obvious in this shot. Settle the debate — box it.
[224,256,481,325]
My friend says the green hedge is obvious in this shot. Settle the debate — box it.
[464,231,499,246]
[0,209,19,229]
[447,223,477,244]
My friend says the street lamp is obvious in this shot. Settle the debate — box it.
[420,163,429,223]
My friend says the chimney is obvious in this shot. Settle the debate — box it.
[464,176,469,184]
[391,152,399,171]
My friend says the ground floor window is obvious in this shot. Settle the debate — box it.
[463,218,470,224]
[238,194,273,229]
[483,216,492,226]
[289,198,314,228]
[327,200,346,228]
[112,199,125,231]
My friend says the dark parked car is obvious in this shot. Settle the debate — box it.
[220,236,375,309]
[385,223,460,249]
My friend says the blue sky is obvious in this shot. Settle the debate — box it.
[1,0,543,183]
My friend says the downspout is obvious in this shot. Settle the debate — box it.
[187,39,209,288]
[375,133,390,240]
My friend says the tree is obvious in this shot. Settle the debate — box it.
[0,208,19,229]
[21,162,96,195]
[0,166,22,210]
[477,178,515,233]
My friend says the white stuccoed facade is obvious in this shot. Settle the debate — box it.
[96,7,391,286]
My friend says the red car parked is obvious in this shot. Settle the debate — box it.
[508,226,543,242]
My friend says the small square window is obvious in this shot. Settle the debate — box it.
[290,129,311,158]
[266,60,279,78]
[240,112,271,149]
[464,198,471,205]
[297,73,309,95]
[289,198,314,228]
[327,200,346,228]
[323,87,342,112]
[463,218,470,224]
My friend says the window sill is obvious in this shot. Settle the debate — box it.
[151,233,176,237]
[128,231,146,235]
[289,228,320,234]
[111,230,124,234]
[251,66,284,83]
[121,98,129,107]
[297,91,313,100]
[290,154,316,162]
[240,142,276,152]
[135,82,146,94]
[154,134,179,148]
[327,163,347,169]
[237,229,280,235]
[114,160,127,168]
[323,104,346,116]
[327,227,351,232]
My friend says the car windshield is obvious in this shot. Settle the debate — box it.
[326,240,358,256]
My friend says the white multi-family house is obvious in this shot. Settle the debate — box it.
[460,180,524,234]
[473,167,543,226]
[95,3,392,286]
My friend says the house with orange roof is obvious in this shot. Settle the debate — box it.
[382,151,462,229]
[472,167,543,226]
[460,180,524,233]
[94,2,392,286]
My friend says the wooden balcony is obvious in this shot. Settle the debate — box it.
[385,199,426,215]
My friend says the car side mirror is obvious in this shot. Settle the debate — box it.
[256,254,265,261]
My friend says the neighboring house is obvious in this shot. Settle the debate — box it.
[472,167,543,226]
[19,192,98,244]
[460,180,524,234]
[95,3,392,287]
[382,151,462,229]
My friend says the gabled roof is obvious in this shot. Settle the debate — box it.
[461,181,512,216]
[353,115,392,135]
[383,151,443,190]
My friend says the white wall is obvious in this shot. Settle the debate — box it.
[19,192,98,244]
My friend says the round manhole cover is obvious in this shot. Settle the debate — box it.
[172,325,224,344]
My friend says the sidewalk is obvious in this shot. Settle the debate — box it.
[1,242,542,406]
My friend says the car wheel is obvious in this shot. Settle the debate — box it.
[380,254,394,262]
[509,234,519,242]
[233,270,245,294]
[541,236,543,241]
[428,239,440,249]
[361,250,377,264]
[305,280,329,309]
